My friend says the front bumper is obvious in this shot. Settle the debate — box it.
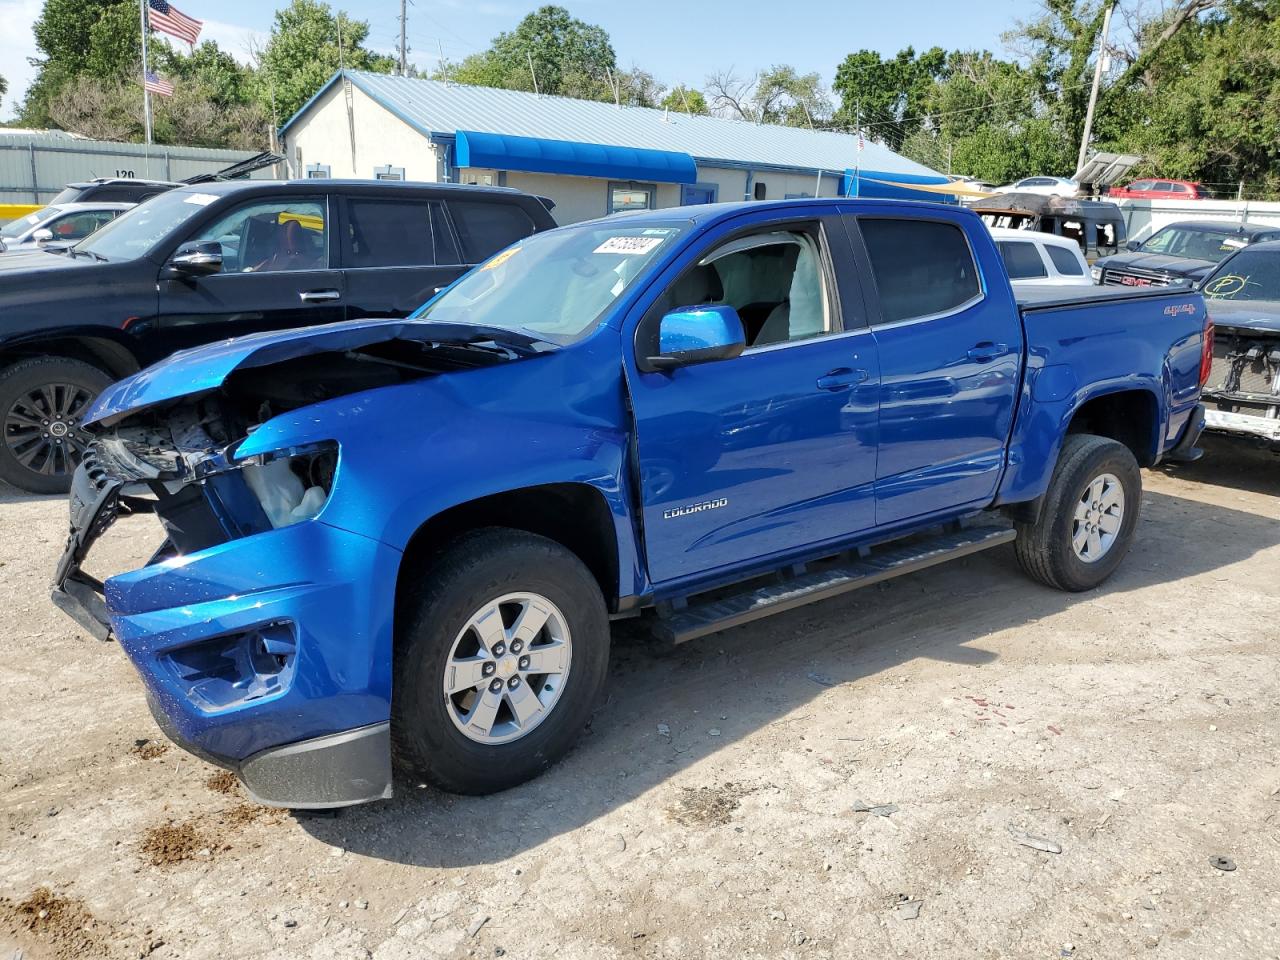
[1204,407,1280,444]
[51,463,402,807]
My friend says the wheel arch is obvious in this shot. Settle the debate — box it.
[0,332,141,381]
[1064,385,1163,467]
[394,482,624,627]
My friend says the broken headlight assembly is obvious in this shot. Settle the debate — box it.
[235,441,338,530]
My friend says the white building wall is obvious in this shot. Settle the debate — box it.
[1116,198,1280,243]
[284,84,439,182]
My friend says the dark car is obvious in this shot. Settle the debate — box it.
[49,178,179,205]
[972,193,1126,263]
[0,179,556,493]
[1199,240,1280,449]
[1094,220,1280,288]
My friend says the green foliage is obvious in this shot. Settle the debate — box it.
[832,46,945,147]
[436,5,652,105]
[660,85,709,115]
[255,0,395,123]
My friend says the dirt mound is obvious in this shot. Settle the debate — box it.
[0,886,108,959]
[666,782,751,827]
[204,769,240,796]
[130,739,169,761]
[140,820,222,866]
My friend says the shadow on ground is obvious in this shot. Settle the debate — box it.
[294,477,1279,868]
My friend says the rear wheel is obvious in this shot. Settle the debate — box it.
[392,528,610,794]
[1015,434,1142,592]
[0,357,112,494]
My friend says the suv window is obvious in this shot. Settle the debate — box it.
[191,198,327,274]
[344,198,460,267]
[1045,244,1085,275]
[998,241,1048,279]
[860,219,981,323]
[1153,182,1174,192]
[447,199,537,262]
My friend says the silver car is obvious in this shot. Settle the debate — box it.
[0,203,134,253]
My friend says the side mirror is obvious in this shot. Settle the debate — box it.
[647,304,746,371]
[165,240,223,277]
[32,228,54,245]
[1125,239,1142,252]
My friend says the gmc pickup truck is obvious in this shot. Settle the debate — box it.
[51,198,1210,808]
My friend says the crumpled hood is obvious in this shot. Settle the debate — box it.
[1206,298,1280,334]
[86,317,547,426]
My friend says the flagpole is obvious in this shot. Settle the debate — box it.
[140,0,153,146]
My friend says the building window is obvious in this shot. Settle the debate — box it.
[373,164,405,181]
[609,181,656,214]
[305,163,331,179]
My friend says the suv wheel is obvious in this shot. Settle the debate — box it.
[0,357,112,494]
[1014,434,1142,592]
[392,528,610,794]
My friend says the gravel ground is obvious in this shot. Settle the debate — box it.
[1,435,1277,960]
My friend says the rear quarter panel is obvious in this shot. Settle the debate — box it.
[997,289,1206,505]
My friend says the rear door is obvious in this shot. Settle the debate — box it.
[846,211,1023,526]
[339,195,468,320]
[151,194,344,355]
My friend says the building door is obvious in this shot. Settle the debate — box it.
[681,184,718,205]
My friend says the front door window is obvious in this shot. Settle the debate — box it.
[189,199,327,274]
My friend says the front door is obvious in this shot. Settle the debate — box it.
[847,213,1023,526]
[624,211,880,587]
[151,196,345,355]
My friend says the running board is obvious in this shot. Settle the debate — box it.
[653,523,1016,645]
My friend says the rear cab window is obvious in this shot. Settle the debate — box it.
[858,218,982,323]
[447,199,538,263]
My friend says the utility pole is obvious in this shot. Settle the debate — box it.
[1076,0,1114,174]
[398,0,407,76]
[139,0,152,146]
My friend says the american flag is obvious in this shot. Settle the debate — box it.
[144,71,175,97]
[147,0,203,46]
[858,129,864,153]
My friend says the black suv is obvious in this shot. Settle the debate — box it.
[1094,219,1280,288]
[0,179,557,492]
[49,178,179,205]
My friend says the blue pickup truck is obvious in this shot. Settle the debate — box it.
[51,198,1210,808]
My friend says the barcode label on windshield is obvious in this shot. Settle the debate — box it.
[594,236,664,255]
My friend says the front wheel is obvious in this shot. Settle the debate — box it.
[391,528,610,795]
[1015,434,1142,592]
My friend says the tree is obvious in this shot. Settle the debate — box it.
[832,47,946,148]
[706,65,831,127]
[660,85,709,115]
[255,0,395,123]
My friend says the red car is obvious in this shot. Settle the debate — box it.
[1109,179,1208,200]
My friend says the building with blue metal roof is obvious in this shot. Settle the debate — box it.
[279,70,953,223]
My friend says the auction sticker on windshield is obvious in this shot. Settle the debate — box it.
[594,236,665,256]
[481,245,522,271]
[183,193,219,206]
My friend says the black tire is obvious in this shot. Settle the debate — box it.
[1014,434,1142,592]
[0,357,113,495]
[391,528,610,795]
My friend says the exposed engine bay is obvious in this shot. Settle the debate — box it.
[1202,325,1280,446]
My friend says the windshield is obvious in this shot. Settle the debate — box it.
[1,206,61,240]
[75,189,213,261]
[1203,249,1280,302]
[414,220,687,343]
[1139,225,1247,263]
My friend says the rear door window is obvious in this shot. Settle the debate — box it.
[998,241,1048,279]
[344,198,460,267]
[859,218,981,323]
[1045,244,1086,276]
[447,199,538,263]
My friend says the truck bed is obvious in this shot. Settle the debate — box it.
[1014,284,1192,312]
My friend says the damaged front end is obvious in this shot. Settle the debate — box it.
[49,318,550,807]
[1202,320,1280,448]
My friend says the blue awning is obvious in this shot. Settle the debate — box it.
[841,168,959,205]
[455,130,697,184]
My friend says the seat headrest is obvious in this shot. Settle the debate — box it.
[669,263,723,308]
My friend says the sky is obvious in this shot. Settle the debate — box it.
[0,0,1043,121]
